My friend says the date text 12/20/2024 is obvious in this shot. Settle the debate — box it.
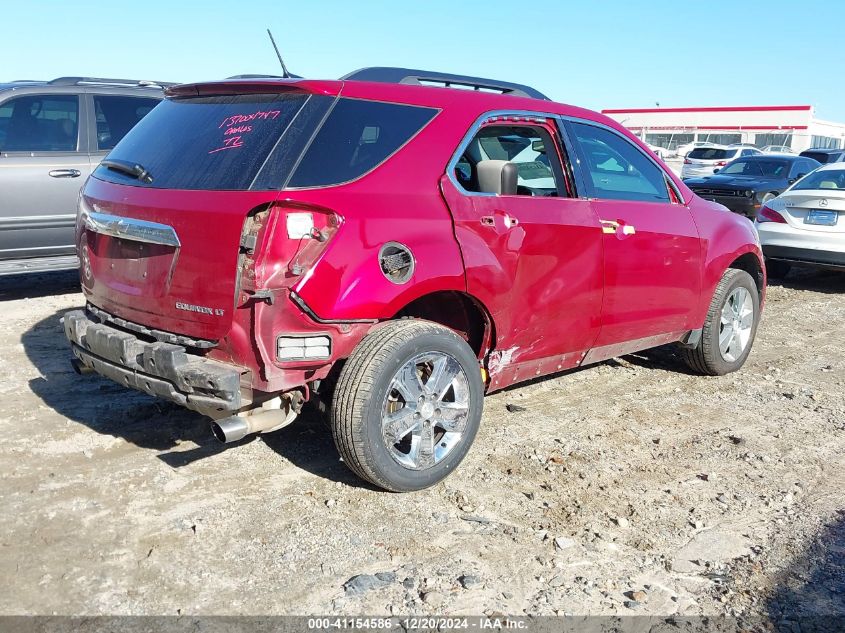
[306,617,528,630]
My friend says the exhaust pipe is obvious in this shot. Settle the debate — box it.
[211,395,299,443]
[71,358,93,375]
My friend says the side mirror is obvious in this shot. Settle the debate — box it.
[713,168,720,174]
[501,162,518,196]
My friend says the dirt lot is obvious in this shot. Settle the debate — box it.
[1,269,843,621]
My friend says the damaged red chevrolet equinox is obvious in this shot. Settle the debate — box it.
[64,67,765,491]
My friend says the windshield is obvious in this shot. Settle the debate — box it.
[792,168,845,191]
[688,148,731,160]
[719,159,789,178]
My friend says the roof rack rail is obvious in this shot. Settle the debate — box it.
[48,77,177,88]
[225,74,287,80]
[341,67,549,101]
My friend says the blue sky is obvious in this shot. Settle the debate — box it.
[6,0,845,121]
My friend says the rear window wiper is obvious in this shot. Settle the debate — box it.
[100,158,153,184]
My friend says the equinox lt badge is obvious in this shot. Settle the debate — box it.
[175,301,224,316]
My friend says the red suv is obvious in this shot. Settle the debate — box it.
[63,68,765,491]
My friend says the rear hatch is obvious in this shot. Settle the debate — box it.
[80,85,339,341]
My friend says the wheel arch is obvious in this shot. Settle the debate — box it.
[389,290,496,359]
[728,250,765,301]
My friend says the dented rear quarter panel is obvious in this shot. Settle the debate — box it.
[287,99,481,321]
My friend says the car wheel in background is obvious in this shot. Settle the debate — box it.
[331,320,483,492]
[681,269,760,376]
[765,258,791,280]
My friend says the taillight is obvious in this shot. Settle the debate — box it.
[684,158,691,164]
[287,212,341,276]
[757,205,787,224]
[239,203,343,295]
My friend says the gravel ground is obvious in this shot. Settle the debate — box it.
[1,268,843,621]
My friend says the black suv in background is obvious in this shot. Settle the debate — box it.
[683,154,820,218]
[799,148,845,164]
[0,77,169,275]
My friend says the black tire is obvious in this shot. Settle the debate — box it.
[765,258,791,280]
[331,320,484,492]
[681,269,760,376]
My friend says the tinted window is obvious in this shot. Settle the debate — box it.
[93,93,315,190]
[94,95,160,151]
[800,151,832,164]
[719,159,789,178]
[0,94,79,152]
[792,168,845,191]
[569,121,669,203]
[455,125,565,197]
[287,99,437,188]
[791,159,819,178]
[688,148,731,160]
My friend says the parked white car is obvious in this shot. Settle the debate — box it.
[681,145,761,179]
[755,162,845,278]
[646,142,667,159]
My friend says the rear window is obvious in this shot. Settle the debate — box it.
[95,93,315,190]
[800,151,832,164]
[93,93,437,191]
[792,168,845,191]
[688,148,731,160]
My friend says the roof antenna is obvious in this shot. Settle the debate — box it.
[267,29,292,78]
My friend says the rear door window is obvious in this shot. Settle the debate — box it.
[453,124,568,197]
[286,98,438,188]
[93,95,160,151]
[0,94,79,152]
[567,121,670,203]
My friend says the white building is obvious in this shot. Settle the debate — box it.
[601,105,845,154]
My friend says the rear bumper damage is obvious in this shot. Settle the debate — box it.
[63,309,246,418]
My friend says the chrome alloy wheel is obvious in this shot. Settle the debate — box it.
[719,286,754,362]
[381,352,470,470]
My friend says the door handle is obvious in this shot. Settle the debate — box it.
[49,169,81,178]
[600,219,636,236]
[480,214,519,229]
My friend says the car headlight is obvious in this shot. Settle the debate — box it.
[745,190,754,198]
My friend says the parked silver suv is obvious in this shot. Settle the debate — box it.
[0,77,169,275]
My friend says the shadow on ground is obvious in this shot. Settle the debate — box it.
[21,308,362,487]
[766,513,845,630]
[768,266,845,295]
[0,269,81,301]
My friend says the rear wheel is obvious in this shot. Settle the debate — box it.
[681,269,760,376]
[765,258,791,280]
[331,320,483,492]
